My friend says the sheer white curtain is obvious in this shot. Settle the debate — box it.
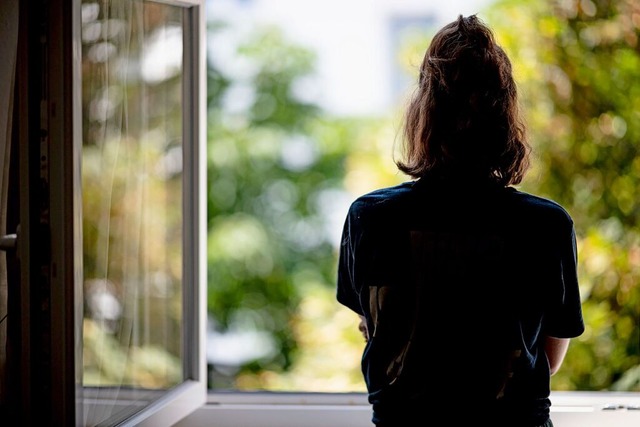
[80,1,187,424]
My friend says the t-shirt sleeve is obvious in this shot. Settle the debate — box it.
[336,204,365,315]
[544,224,585,339]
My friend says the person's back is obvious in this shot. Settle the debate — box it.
[336,15,585,427]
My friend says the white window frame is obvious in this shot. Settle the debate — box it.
[171,390,640,427]
[34,0,207,425]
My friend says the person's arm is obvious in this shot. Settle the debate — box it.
[358,315,369,341]
[544,335,571,376]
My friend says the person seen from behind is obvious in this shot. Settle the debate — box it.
[336,14,585,427]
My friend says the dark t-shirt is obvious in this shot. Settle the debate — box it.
[336,176,585,426]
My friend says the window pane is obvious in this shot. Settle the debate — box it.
[205,0,640,395]
[80,1,185,424]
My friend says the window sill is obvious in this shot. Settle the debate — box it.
[172,391,640,427]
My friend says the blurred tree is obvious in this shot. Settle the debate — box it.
[206,24,376,388]
[81,3,185,387]
[488,0,640,391]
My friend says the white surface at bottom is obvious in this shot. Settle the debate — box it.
[172,391,640,427]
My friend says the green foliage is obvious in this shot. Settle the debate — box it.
[83,319,181,388]
[488,0,640,391]
[80,4,185,389]
[206,24,363,385]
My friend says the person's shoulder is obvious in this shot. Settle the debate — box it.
[348,181,416,216]
[351,180,416,207]
[506,187,574,226]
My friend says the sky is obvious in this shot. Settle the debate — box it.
[207,0,496,116]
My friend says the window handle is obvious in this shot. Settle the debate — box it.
[0,234,17,251]
[0,224,19,252]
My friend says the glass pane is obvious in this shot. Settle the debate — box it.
[205,0,640,396]
[80,1,185,424]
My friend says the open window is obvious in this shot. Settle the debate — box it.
[1,0,207,425]
[2,0,640,426]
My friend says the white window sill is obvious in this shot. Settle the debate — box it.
[172,391,640,427]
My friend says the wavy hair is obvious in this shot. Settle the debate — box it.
[396,15,530,186]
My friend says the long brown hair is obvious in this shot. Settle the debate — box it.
[396,15,530,186]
